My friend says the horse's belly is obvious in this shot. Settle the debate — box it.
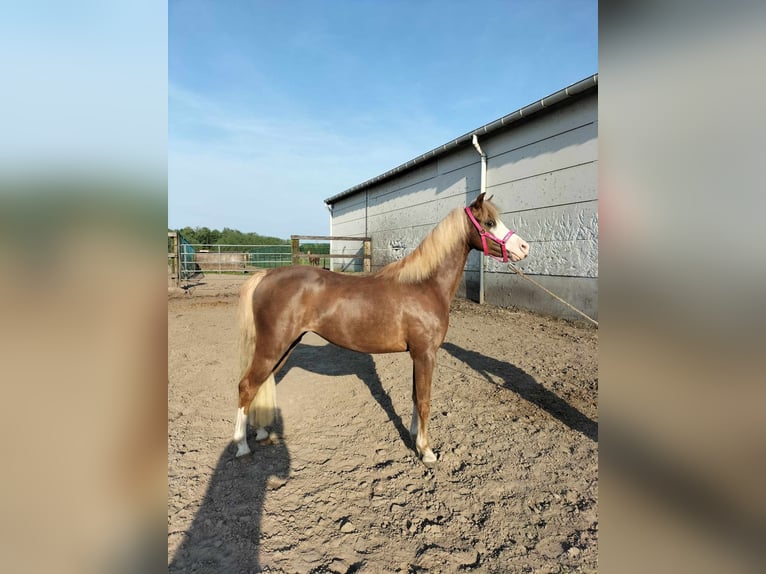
[319,324,408,354]
[313,308,408,354]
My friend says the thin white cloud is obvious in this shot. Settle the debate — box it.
[168,84,448,236]
[168,85,444,237]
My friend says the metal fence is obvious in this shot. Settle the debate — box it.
[184,244,293,273]
[168,232,364,290]
[169,235,295,287]
[179,236,200,280]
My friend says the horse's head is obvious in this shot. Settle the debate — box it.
[466,193,529,262]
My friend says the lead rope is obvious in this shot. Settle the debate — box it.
[507,263,599,327]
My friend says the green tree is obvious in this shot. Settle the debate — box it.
[174,226,291,248]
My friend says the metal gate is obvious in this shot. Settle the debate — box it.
[291,235,371,273]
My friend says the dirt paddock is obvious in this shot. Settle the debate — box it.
[168,278,598,573]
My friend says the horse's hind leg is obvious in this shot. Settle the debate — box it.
[247,333,304,438]
[233,359,277,457]
[249,373,276,441]
[234,333,304,457]
[410,350,437,467]
[233,403,250,457]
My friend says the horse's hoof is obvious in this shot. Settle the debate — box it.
[235,443,251,458]
[421,450,437,468]
[258,432,279,446]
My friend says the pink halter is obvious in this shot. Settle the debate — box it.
[465,207,515,263]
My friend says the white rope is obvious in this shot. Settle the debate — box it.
[508,264,599,327]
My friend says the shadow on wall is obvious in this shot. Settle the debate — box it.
[441,342,598,442]
[168,414,290,573]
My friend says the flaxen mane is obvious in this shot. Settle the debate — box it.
[377,201,499,283]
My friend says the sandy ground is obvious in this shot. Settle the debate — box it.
[168,278,598,573]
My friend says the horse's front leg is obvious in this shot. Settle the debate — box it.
[410,350,437,467]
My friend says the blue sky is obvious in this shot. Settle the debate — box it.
[169,0,597,238]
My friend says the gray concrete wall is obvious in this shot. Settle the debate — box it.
[328,91,597,320]
[329,192,367,271]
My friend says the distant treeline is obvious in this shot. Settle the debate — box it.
[173,226,329,253]
[176,226,286,246]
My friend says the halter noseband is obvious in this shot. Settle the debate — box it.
[465,207,515,263]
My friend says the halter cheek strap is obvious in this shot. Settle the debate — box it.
[465,207,515,263]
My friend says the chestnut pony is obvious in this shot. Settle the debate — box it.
[233,193,529,466]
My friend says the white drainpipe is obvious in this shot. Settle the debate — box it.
[471,134,487,304]
[325,202,333,270]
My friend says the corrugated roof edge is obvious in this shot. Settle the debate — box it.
[324,73,598,205]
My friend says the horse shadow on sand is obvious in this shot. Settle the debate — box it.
[168,414,290,573]
[441,342,598,443]
[169,342,408,573]
[277,339,413,448]
[169,341,596,571]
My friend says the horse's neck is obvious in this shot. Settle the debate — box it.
[426,242,472,303]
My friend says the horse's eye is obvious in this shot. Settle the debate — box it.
[486,220,495,228]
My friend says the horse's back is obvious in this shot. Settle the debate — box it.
[252,266,338,318]
[256,265,334,292]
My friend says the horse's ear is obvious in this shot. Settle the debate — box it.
[471,193,486,209]
[486,194,494,202]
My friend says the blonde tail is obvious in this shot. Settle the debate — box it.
[238,270,277,429]
[250,373,277,428]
